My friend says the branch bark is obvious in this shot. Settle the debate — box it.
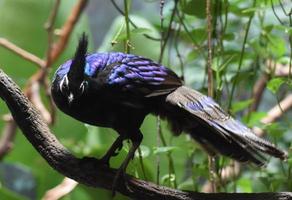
[0,69,291,200]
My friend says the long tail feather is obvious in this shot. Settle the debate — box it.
[164,86,287,165]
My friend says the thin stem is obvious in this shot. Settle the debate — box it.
[271,0,284,25]
[110,0,160,41]
[206,0,214,97]
[206,0,216,193]
[288,10,292,81]
[124,0,131,53]
[156,0,165,185]
[156,116,161,185]
[228,0,256,109]
[45,0,61,68]
[158,0,178,63]
[156,0,178,188]
[174,21,184,81]
[137,147,147,180]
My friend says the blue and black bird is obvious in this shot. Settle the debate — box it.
[51,34,287,178]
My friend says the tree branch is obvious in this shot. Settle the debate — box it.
[0,69,291,200]
[42,177,78,200]
[49,0,88,62]
[0,38,45,68]
[0,120,17,160]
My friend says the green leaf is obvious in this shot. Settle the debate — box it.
[267,78,285,94]
[231,99,253,114]
[182,0,206,18]
[243,111,267,127]
[223,33,235,41]
[161,173,176,185]
[241,7,257,14]
[99,15,161,60]
[153,146,177,155]
[190,28,207,43]
[187,50,199,61]
[212,55,235,72]
[131,27,152,34]
[267,35,286,58]
[263,25,274,34]
[265,123,285,139]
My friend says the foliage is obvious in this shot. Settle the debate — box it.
[0,0,291,200]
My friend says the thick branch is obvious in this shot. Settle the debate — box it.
[0,70,291,200]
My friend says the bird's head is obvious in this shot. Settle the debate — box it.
[58,33,88,105]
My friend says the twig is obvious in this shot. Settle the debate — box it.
[158,0,178,63]
[156,0,178,188]
[261,94,292,124]
[249,73,270,112]
[228,0,256,109]
[173,19,184,80]
[206,0,214,98]
[0,38,45,67]
[206,0,217,192]
[124,0,131,53]
[110,0,160,41]
[1,69,291,200]
[49,0,88,62]
[0,121,17,160]
[45,0,61,68]
[271,0,284,25]
[202,162,241,193]
[26,81,52,124]
[42,177,78,200]
[253,94,292,136]
[249,59,291,112]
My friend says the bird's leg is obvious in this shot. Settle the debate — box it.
[112,131,143,195]
[99,135,124,166]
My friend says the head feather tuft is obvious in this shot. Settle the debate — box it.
[67,33,88,87]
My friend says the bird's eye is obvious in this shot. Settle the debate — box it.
[79,81,88,94]
[59,75,69,95]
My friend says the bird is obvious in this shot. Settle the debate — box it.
[51,33,287,185]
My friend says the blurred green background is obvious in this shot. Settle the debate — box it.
[0,0,291,200]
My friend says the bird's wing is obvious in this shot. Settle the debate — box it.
[99,57,183,97]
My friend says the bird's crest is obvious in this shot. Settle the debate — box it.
[67,33,88,86]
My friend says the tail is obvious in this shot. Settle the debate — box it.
[164,86,287,166]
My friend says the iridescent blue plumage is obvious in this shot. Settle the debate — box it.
[51,34,287,185]
[54,51,180,98]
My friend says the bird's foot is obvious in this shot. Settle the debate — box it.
[98,156,111,167]
[111,163,131,197]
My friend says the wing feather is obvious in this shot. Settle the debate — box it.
[102,57,183,97]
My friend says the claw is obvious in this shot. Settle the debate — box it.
[110,133,142,196]
[111,164,127,196]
